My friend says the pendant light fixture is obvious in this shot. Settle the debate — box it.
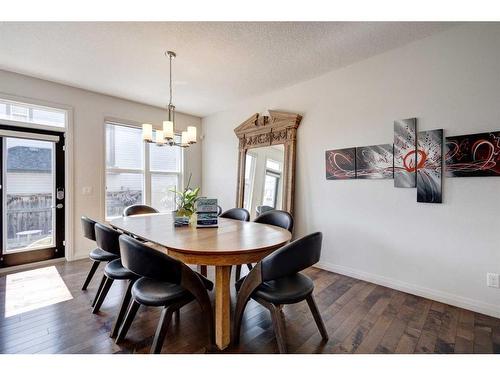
[142,50,197,147]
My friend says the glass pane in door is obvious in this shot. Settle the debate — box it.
[4,138,55,252]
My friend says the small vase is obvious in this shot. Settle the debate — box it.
[176,208,191,218]
[189,213,198,226]
[172,209,191,226]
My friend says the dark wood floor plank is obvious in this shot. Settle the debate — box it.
[434,304,459,353]
[413,301,445,353]
[455,336,474,353]
[354,291,406,353]
[375,310,409,353]
[337,286,395,353]
[288,280,370,353]
[456,309,475,341]
[394,297,432,354]
[1,259,498,354]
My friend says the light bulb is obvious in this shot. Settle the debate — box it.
[142,123,153,142]
[187,126,197,144]
[181,131,189,146]
[155,130,165,145]
[163,120,174,139]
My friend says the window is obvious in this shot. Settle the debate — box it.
[262,158,282,209]
[266,158,282,172]
[0,98,66,128]
[105,122,182,219]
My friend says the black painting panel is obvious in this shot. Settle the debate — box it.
[445,131,500,177]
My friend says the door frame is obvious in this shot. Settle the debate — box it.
[0,92,74,263]
[0,125,65,267]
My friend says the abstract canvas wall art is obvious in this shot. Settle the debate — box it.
[445,131,500,177]
[325,148,356,180]
[394,118,417,188]
[417,129,443,203]
[356,144,394,179]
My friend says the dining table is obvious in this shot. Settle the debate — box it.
[110,212,292,350]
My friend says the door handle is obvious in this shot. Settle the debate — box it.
[57,188,64,200]
[56,204,64,209]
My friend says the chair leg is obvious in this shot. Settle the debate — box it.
[91,274,107,307]
[232,264,263,346]
[235,265,242,282]
[151,306,176,354]
[115,300,141,344]
[197,265,207,277]
[306,294,329,341]
[92,276,114,314]
[269,304,287,354]
[110,279,134,338]
[82,260,100,290]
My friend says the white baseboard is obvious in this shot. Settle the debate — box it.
[0,257,65,276]
[315,261,500,319]
[71,252,89,261]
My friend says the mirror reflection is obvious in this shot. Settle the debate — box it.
[243,144,284,219]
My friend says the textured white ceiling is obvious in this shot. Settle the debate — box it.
[0,22,457,116]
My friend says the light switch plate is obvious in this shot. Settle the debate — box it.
[487,273,500,288]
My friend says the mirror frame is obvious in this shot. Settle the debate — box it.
[234,110,302,215]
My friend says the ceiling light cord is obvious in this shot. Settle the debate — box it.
[169,52,173,107]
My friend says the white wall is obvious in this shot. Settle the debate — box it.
[0,69,202,260]
[202,23,500,317]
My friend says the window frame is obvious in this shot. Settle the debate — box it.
[104,121,184,220]
[261,157,282,209]
[0,97,68,130]
[262,170,280,209]
[0,93,75,262]
[243,152,257,212]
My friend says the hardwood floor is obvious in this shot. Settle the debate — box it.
[0,259,498,354]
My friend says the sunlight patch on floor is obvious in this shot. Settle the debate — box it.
[5,266,73,318]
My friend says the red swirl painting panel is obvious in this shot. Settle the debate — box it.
[356,144,393,179]
[325,148,356,180]
[394,118,417,188]
[445,131,500,177]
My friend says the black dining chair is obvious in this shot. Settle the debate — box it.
[234,210,295,283]
[123,204,159,217]
[254,210,294,233]
[220,208,250,222]
[256,205,274,217]
[220,208,251,280]
[115,235,215,353]
[91,223,138,338]
[81,216,119,291]
[233,232,328,353]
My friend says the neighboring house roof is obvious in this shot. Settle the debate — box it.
[7,146,52,172]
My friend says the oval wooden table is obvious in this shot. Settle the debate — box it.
[110,213,291,350]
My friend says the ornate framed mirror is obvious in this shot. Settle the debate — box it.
[234,110,302,219]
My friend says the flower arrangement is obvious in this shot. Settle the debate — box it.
[171,174,200,218]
